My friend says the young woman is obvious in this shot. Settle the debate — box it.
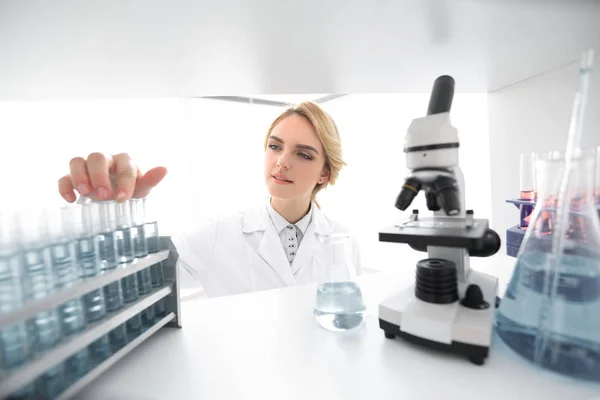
[58,101,361,297]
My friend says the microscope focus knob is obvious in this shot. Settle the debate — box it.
[461,284,490,310]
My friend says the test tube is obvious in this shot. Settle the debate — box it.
[47,206,86,338]
[98,201,128,352]
[115,201,135,264]
[144,197,166,318]
[80,204,113,370]
[77,204,107,324]
[115,200,138,303]
[130,199,148,258]
[114,201,143,338]
[0,212,30,373]
[98,201,124,313]
[131,199,152,296]
[16,208,65,398]
[520,153,535,200]
[519,153,536,229]
[143,197,160,254]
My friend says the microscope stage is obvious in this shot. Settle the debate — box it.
[379,217,490,249]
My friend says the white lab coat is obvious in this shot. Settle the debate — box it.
[171,201,362,298]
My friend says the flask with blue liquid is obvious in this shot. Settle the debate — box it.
[496,149,600,382]
[313,233,366,332]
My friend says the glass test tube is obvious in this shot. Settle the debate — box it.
[99,201,128,352]
[0,212,30,374]
[17,208,65,398]
[115,201,143,339]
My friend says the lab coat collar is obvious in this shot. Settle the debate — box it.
[241,198,327,235]
[241,198,332,284]
[265,199,313,235]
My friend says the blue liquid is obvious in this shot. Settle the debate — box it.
[109,325,128,352]
[97,231,118,270]
[132,225,148,258]
[64,348,89,385]
[151,263,164,288]
[76,237,107,323]
[35,364,65,399]
[0,252,29,371]
[97,231,125,313]
[82,289,106,323]
[122,275,139,304]
[22,248,62,355]
[126,314,143,340]
[48,241,78,288]
[76,237,101,278]
[144,221,160,253]
[88,335,111,368]
[103,281,124,312]
[141,306,156,329]
[58,299,86,336]
[28,310,61,354]
[50,242,87,338]
[22,248,54,300]
[137,268,152,295]
[496,251,600,382]
[313,282,366,331]
[154,299,167,319]
[0,323,29,371]
[115,228,134,263]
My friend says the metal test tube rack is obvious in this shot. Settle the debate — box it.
[0,237,182,399]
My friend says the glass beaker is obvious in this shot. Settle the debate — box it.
[313,233,366,331]
[495,148,600,382]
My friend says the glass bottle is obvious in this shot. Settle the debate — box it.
[495,148,600,382]
[313,233,366,331]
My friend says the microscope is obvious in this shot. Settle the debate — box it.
[378,75,501,365]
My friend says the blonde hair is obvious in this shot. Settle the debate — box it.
[264,101,346,206]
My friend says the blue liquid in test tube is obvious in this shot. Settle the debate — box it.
[46,205,89,386]
[78,203,112,368]
[16,208,65,398]
[0,212,30,389]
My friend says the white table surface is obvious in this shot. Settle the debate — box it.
[75,254,600,400]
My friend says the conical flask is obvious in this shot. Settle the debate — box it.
[313,233,366,331]
[495,149,600,382]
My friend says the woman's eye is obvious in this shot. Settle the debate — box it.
[299,153,312,160]
[268,144,279,150]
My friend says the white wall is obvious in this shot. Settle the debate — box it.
[0,93,490,274]
[488,57,600,246]
[1,0,599,98]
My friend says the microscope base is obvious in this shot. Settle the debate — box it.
[378,270,498,365]
[379,319,489,365]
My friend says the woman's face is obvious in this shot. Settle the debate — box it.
[264,114,329,202]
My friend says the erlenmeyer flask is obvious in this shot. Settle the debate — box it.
[495,149,600,382]
[313,233,366,331]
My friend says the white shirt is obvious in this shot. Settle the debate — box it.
[266,200,313,265]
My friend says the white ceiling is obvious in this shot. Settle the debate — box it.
[0,0,599,100]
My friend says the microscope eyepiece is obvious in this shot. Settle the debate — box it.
[427,75,455,116]
[395,178,422,211]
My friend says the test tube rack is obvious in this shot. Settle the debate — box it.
[0,236,182,399]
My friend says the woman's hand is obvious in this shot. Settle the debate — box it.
[58,152,167,203]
